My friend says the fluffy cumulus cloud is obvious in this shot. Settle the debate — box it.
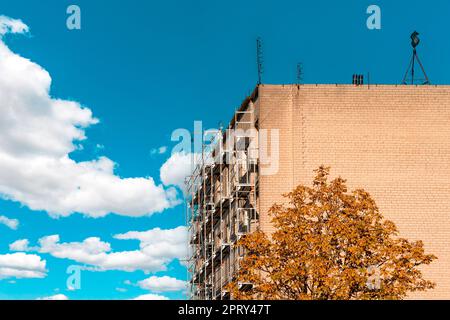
[0,16,179,217]
[160,152,197,191]
[0,215,19,230]
[37,294,69,300]
[10,226,188,273]
[0,252,47,279]
[138,275,186,292]
[132,293,169,300]
[9,239,30,251]
[0,16,29,36]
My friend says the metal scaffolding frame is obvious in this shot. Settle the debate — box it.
[185,102,259,300]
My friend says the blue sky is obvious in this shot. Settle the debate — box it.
[0,0,449,300]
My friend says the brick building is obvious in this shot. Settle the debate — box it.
[186,84,450,300]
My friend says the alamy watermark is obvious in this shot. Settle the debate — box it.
[171,121,280,176]
[66,265,82,290]
[66,5,81,30]
[366,5,381,30]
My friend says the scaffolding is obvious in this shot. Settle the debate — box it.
[185,100,259,300]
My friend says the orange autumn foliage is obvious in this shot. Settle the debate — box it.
[227,166,436,300]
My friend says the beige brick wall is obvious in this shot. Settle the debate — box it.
[257,84,450,299]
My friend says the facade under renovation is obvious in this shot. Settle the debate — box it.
[185,89,260,300]
[186,84,450,300]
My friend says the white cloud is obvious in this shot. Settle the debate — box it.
[0,16,29,36]
[9,239,30,251]
[0,16,179,217]
[138,275,186,292]
[0,252,46,279]
[160,152,196,191]
[0,215,19,230]
[132,293,169,300]
[11,226,188,273]
[37,294,69,300]
[150,146,168,155]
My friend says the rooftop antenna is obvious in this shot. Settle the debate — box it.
[256,37,264,85]
[402,31,430,85]
[296,63,303,84]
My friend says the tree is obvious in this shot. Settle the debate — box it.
[227,166,436,300]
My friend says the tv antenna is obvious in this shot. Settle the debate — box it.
[402,31,430,85]
[296,63,303,84]
[256,37,264,85]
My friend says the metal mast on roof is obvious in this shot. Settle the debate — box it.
[296,63,303,84]
[256,37,264,85]
[402,31,430,85]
